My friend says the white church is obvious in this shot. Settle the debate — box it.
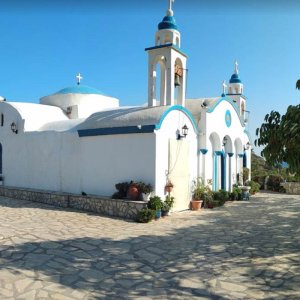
[0,1,251,211]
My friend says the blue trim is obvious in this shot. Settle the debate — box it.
[145,44,187,57]
[78,125,156,137]
[213,152,218,191]
[207,97,244,127]
[155,105,199,134]
[228,152,234,157]
[238,153,244,158]
[221,152,226,190]
[214,151,223,156]
[243,152,247,168]
[145,43,172,51]
[199,149,208,155]
[225,110,232,127]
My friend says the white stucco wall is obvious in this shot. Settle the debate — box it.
[199,99,251,190]
[155,109,198,209]
[79,133,156,196]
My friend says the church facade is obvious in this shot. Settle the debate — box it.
[0,3,251,211]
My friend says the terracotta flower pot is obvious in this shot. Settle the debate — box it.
[191,200,203,210]
[127,184,139,200]
[165,183,173,193]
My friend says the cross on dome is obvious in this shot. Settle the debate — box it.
[76,73,83,85]
[167,0,175,16]
[234,60,239,75]
[222,80,227,96]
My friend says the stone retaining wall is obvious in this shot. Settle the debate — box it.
[0,186,147,220]
[280,182,300,195]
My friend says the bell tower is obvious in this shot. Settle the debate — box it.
[227,61,247,120]
[145,0,187,108]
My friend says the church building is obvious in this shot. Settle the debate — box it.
[0,2,251,211]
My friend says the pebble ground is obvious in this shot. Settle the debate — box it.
[0,192,299,299]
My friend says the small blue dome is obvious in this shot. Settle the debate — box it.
[55,85,105,96]
[158,15,178,30]
[229,74,242,84]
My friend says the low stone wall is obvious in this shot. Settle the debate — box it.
[0,186,147,220]
[280,182,300,195]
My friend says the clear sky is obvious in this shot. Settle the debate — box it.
[0,0,300,154]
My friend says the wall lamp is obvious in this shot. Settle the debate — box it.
[11,122,18,134]
[177,124,189,140]
[244,142,251,151]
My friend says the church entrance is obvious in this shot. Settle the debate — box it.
[168,139,190,211]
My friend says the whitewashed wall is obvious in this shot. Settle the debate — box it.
[155,109,198,204]
[79,133,156,196]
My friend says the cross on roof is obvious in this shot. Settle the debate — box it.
[234,60,239,75]
[169,0,175,11]
[222,80,227,95]
[167,0,175,16]
[76,73,83,85]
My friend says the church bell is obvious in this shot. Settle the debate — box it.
[174,74,181,87]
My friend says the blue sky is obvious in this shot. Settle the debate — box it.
[0,0,300,154]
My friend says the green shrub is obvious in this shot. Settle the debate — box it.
[147,196,163,211]
[248,180,260,194]
[165,195,175,210]
[213,190,230,203]
[252,175,266,190]
[267,175,284,192]
[136,209,156,223]
[113,182,130,199]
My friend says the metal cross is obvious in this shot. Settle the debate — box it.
[76,73,83,85]
[234,60,239,74]
[222,80,227,95]
[168,0,175,11]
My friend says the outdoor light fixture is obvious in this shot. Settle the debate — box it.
[10,122,18,134]
[244,142,251,151]
[177,124,189,140]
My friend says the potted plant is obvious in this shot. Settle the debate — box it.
[136,208,156,223]
[147,196,163,219]
[112,181,130,199]
[191,178,211,210]
[138,182,153,201]
[127,181,140,200]
[161,195,175,216]
[164,181,174,193]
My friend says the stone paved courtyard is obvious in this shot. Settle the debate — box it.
[0,192,300,299]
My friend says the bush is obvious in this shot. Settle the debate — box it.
[136,209,156,223]
[232,185,243,200]
[267,175,284,192]
[165,195,175,210]
[252,175,266,190]
[213,190,230,205]
[113,182,130,199]
[248,180,260,194]
[147,196,163,211]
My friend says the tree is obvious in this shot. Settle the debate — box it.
[255,104,300,176]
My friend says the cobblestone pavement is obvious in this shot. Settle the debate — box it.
[0,192,300,299]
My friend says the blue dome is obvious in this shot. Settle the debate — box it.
[158,15,178,30]
[229,74,242,84]
[55,85,105,96]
